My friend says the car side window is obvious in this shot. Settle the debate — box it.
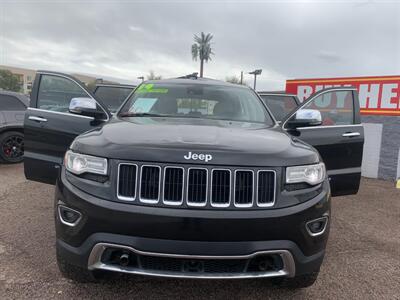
[260,95,298,121]
[0,95,26,111]
[37,75,87,112]
[302,90,354,126]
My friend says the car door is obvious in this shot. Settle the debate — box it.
[283,87,364,196]
[24,71,111,184]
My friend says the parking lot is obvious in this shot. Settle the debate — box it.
[0,163,399,299]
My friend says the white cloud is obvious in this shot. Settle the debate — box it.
[0,1,399,89]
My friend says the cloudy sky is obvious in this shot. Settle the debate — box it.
[0,0,399,89]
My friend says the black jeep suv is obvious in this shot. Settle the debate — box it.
[24,71,364,288]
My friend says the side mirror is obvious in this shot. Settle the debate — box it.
[286,109,322,129]
[69,97,103,119]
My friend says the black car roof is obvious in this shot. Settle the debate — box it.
[145,77,250,89]
[0,90,30,106]
[95,83,136,88]
[258,91,297,96]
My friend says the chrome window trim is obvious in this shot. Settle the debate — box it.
[163,166,185,206]
[117,163,138,201]
[258,93,297,97]
[305,215,329,237]
[234,169,255,208]
[186,167,208,207]
[139,165,161,204]
[256,170,277,207]
[282,87,357,130]
[28,107,94,120]
[295,124,363,130]
[36,71,110,121]
[88,242,296,279]
[210,168,232,208]
[57,205,82,227]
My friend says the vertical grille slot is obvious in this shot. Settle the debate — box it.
[211,169,231,207]
[117,164,137,200]
[187,168,208,206]
[257,171,276,206]
[234,170,254,207]
[163,167,184,205]
[140,165,161,203]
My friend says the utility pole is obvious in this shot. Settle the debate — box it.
[240,71,243,85]
[248,69,262,90]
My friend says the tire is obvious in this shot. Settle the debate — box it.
[56,249,103,283]
[272,270,319,289]
[0,131,24,163]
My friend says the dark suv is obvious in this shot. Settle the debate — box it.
[0,90,29,163]
[24,71,364,288]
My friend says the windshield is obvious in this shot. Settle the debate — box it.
[94,86,134,113]
[119,83,274,124]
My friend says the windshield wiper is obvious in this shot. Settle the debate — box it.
[119,112,169,118]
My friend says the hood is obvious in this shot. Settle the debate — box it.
[71,117,319,167]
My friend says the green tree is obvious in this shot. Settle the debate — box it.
[86,80,97,92]
[226,75,248,86]
[0,70,22,92]
[191,32,214,78]
[147,70,162,80]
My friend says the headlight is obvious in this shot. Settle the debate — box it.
[64,150,108,175]
[286,163,326,185]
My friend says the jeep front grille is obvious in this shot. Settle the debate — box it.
[117,163,276,209]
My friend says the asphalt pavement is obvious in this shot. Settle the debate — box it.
[0,163,399,299]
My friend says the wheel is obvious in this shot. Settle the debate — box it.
[56,249,103,283]
[272,270,319,289]
[0,131,24,163]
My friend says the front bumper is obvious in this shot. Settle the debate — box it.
[55,171,331,278]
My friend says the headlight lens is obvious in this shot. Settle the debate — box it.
[64,150,108,175]
[286,163,326,185]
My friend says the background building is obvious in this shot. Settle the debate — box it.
[0,65,99,95]
[0,65,36,94]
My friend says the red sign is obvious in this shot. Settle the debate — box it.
[286,75,400,116]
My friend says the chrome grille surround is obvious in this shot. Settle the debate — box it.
[210,168,232,208]
[186,167,208,207]
[88,243,296,279]
[117,162,276,209]
[234,169,255,208]
[117,163,138,201]
[139,165,162,204]
[256,170,277,207]
[163,166,185,206]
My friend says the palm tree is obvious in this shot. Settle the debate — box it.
[191,32,214,77]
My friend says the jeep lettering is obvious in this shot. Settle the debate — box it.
[184,151,213,162]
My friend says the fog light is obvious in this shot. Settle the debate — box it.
[306,216,328,236]
[58,205,82,226]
